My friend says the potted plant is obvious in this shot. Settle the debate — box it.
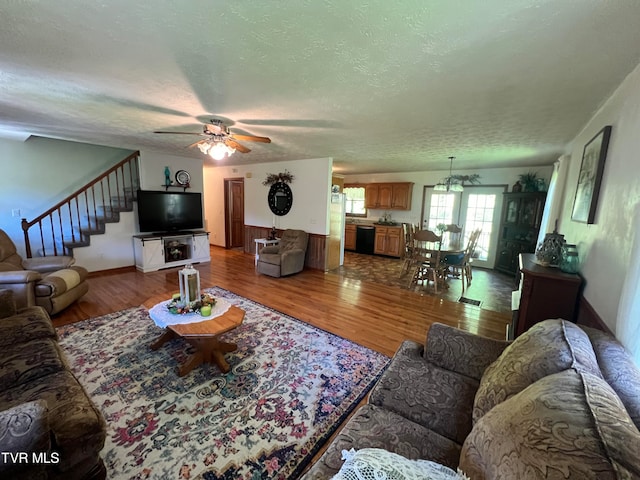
[518,172,539,192]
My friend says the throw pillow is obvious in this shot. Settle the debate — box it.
[472,319,602,423]
[460,369,640,479]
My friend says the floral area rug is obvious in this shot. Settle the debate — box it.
[57,287,389,479]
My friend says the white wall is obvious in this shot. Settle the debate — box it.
[204,158,332,247]
[0,136,132,257]
[558,61,640,336]
[71,149,205,271]
[345,166,553,225]
[137,150,204,197]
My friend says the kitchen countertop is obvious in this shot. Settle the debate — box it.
[345,220,402,227]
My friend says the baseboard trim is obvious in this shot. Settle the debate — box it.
[88,265,136,277]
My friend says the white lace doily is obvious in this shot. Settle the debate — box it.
[149,297,231,328]
[331,448,469,480]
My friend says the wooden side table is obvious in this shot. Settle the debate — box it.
[254,238,280,266]
[514,253,583,337]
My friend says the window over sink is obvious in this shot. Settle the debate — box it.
[344,186,366,216]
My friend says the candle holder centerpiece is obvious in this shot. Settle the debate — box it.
[166,264,216,315]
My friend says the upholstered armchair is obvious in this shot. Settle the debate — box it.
[257,229,309,277]
[0,229,89,314]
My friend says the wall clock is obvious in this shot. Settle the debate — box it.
[268,182,293,216]
[175,169,191,186]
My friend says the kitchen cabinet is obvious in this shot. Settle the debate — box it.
[365,184,383,209]
[344,224,357,251]
[513,253,583,338]
[365,183,413,210]
[391,183,412,209]
[495,192,546,275]
[374,226,403,257]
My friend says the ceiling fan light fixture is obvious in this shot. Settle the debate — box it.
[209,141,235,160]
[197,142,210,154]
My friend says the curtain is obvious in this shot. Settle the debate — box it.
[537,155,570,245]
[616,204,640,366]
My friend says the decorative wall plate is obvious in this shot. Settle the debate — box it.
[175,170,191,186]
[268,182,293,216]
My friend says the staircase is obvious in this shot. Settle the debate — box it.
[22,151,140,258]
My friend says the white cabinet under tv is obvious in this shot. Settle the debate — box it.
[133,231,211,273]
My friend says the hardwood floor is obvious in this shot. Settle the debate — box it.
[55,246,511,357]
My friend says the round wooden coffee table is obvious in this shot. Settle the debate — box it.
[149,300,245,376]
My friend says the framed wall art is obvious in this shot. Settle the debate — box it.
[571,125,612,224]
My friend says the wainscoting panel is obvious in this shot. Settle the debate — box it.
[243,225,328,271]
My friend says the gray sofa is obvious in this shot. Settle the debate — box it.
[302,319,640,479]
[0,289,106,479]
[257,229,309,277]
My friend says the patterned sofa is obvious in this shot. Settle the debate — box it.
[302,319,640,479]
[0,289,106,479]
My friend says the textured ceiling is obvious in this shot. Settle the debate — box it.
[1,1,640,174]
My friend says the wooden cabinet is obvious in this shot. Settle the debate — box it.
[495,192,546,275]
[344,224,357,251]
[365,183,413,210]
[391,183,412,209]
[365,184,383,209]
[514,254,583,338]
[374,226,402,257]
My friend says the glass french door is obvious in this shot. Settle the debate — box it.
[422,186,505,268]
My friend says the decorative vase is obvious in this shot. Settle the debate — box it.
[536,228,565,266]
[559,244,580,273]
[512,181,522,193]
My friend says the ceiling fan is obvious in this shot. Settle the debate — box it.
[154,119,271,160]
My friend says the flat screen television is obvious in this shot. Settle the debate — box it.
[137,190,203,233]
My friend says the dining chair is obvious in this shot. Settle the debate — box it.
[443,228,482,291]
[444,224,463,249]
[407,229,445,292]
[400,223,416,276]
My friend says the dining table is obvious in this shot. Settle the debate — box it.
[409,237,465,291]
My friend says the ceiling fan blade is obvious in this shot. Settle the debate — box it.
[230,133,271,143]
[154,131,202,135]
[226,138,251,153]
[187,139,206,149]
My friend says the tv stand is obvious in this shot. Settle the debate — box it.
[133,231,210,273]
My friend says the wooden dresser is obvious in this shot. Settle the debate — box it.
[513,253,583,338]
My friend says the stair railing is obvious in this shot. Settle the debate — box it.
[21,151,140,258]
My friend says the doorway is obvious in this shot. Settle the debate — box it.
[224,178,244,249]
[421,185,507,268]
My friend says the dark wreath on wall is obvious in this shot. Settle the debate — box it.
[571,126,612,224]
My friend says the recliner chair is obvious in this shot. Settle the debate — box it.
[257,229,309,277]
[0,229,89,314]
